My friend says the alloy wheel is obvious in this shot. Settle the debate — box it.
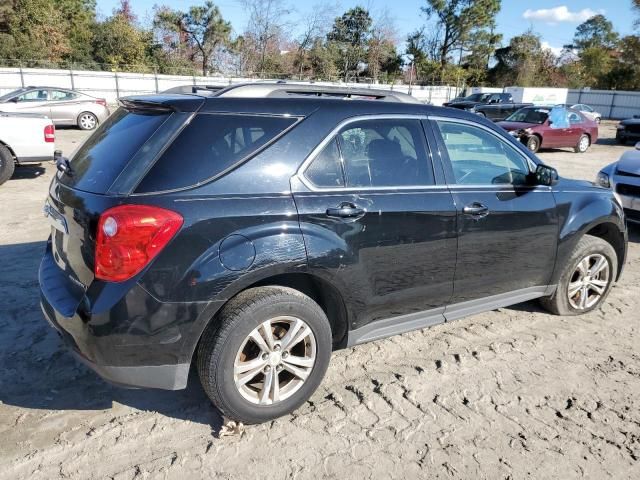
[578,135,589,152]
[567,254,610,310]
[233,316,317,405]
[79,113,97,130]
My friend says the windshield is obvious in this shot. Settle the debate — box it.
[505,108,549,124]
[463,93,490,102]
[0,88,28,102]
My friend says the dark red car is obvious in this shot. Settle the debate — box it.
[497,106,598,153]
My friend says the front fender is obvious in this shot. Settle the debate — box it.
[551,187,626,284]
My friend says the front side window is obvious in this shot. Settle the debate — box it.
[331,118,433,188]
[435,121,531,186]
[16,89,48,102]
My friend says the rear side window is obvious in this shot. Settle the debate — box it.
[135,114,297,193]
[60,108,170,193]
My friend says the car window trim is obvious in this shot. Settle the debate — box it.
[428,115,541,188]
[297,114,439,192]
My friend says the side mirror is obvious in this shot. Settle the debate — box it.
[535,164,559,186]
[635,142,640,151]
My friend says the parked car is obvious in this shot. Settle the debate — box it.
[615,115,640,144]
[0,87,109,130]
[497,106,598,153]
[443,92,533,122]
[40,83,627,424]
[597,142,640,224]
[555,103,602,123]
[0,112,55,185]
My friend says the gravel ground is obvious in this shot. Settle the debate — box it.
[0,122,638,479]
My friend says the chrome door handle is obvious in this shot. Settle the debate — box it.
[326,202,365,218]
[463,202,489,217]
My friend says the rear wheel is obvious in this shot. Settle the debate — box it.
[526,135,540,153]
[77,112,98,130]
[540,235,617,315]
[0,144,15,186]
[575,134,590,153]
[197,286,332,424]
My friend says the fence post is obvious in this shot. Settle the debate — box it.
[154,69,159,93]
[114,72,120,100]
[69,65,75,90]
[18,65,24,87]
[609,91,616,120]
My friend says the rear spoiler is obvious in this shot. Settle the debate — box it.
[119,95,205,113]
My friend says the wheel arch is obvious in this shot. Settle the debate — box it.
[185,270,351,366]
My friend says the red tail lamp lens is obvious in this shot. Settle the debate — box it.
[95,205,183,282]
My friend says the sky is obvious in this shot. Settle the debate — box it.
[95,1,637,55]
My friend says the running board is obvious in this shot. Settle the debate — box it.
[347,285,556,347]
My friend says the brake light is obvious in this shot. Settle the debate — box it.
[95,205,183,282]
[95,99,107,107]
[44,124,55,143]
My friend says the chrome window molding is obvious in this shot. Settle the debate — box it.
[296,114,435,193]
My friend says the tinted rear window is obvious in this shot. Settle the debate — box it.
[60,108,170,193]
[134,114,297,193]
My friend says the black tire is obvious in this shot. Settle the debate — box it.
[526,135,540,153]
[615,134,626,145]
[0,144,15,186]
[574,134,590,153]
[77,112,98,130]
[197,286,332,424]
[540,235,617,316]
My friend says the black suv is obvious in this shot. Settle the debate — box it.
[39,83,627,424]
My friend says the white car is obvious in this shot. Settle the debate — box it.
[0,112,55,185]
[570,104,602,123]
[596,142,640,224]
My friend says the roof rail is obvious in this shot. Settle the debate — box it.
[213,82,421,104]
[162,84,225,95]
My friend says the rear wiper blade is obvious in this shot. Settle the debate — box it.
[54,150,74,177]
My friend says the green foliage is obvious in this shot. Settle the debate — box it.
[327,6,372,80]
[489,31,556,87]
[572,15,618,50]
[422,0,501,69]
[154,1,231,75]
[92,13,148,70]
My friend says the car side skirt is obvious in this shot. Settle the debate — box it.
[347,285,557,347]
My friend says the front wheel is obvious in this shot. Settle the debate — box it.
[197,286,332,424]
[540,235,617,315]
[526,135,540,153]
[575,134,590,153]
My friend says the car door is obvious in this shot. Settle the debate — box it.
[4,88,51,117]
[48,89,79,123]
[429,117,558,310]
[545,107,577,148]
[292,115,458,339]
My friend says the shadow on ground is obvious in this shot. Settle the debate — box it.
[11,164,48,180]
[0,241,224,433]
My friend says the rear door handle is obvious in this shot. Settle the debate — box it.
[326,202,365,218]
[463,202,489,217]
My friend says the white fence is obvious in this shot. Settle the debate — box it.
[567,89,640,120]
[0,67,461,106]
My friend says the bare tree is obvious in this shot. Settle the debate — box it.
[293,1,338,77]
[240,0,292,75]
[367,7,399,82]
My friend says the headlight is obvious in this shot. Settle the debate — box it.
[596,171,610,188]
[508,130,518,137]
[524,128,533,135]
[468,106,477,112]
[617,125,625,130]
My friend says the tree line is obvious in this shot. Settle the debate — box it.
[1,0,639,90]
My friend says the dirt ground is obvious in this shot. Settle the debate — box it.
[0,122,638,479]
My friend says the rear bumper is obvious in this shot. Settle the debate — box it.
[38,242,209,390]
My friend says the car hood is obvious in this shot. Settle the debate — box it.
[620,118,640,126]
[615,150,640,175]
[497,121,539,131]
[443,101,478,109]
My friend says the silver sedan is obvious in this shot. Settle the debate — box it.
[0,87,110,130]
[596,142,640,224]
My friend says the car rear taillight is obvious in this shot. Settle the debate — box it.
[95,205,183,282]
[95,99,107,107]
[44,124,55,143]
